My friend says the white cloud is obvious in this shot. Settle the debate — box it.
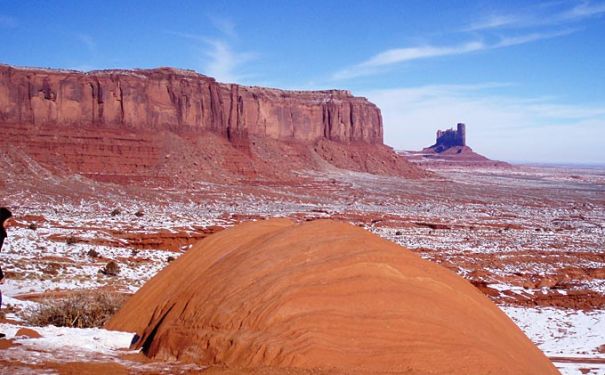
[566,0,605,18]
[363,84,605,164]
[464,0,605,31]
[364,42,484,67]
[333,42,484,80]
[202,38,256,83]
[494,28,577,47]
[166,19,257,84]
[464,14,523,31]
[333,30,571,80]
[333,2,603,80]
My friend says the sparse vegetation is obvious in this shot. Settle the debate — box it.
[100,260,120,276]
[42,262,61,275]
[110,208,122,216]
[28,222,38,230]
[65,236,78,245]
[134,209,144,217]
[87,249,100,258]
[24,291,128,328]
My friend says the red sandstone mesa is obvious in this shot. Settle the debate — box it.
[108,219,558,375]
[0,64,425,182]
[0,65,381,143]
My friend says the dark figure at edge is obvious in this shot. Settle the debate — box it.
[0,207,12,338]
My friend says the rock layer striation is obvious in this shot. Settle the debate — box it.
[108,219,558,375]
[0,64,425,182]
[0,65,383,143]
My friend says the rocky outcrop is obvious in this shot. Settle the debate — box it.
[108,219,558,374]
[403,123,509,168]
[429,123,466,153]
[0,65,382,144]
[0,64,427,183]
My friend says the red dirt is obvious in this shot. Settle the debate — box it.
[15,327,42,338]
[47,226,225,251]
[0,339,18,350]
[107,219,557,375]
[405,146,510,168]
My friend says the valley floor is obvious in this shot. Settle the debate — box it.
[0,164,604,374]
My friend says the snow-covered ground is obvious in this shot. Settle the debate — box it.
[0,323,134,355]
[0,322,205,374]
[502,306,605,374]
[0,165,603,373]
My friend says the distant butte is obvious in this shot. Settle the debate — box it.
[404,123,510,167]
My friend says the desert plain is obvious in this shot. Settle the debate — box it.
[0,160,603,374]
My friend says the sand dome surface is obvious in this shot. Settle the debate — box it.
[107,219,557,374]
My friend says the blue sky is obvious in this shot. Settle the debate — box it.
[1,1,604,164]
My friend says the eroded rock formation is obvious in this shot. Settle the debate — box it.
[0,64,426,182]
[107,219,558,375]
[0,65,382,144]
[430,123,466,153]
[404,123,509,167]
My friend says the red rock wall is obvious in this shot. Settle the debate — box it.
[0,65,382,145]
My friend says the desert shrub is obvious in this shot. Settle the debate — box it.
[100,260,120,276]
[65,236,78,245]
[110,208,122,216]
[87,249,100,258]
[134,209,144,217]
[42,262,61,275]
[28,222,38,230]
[24,291,128,328]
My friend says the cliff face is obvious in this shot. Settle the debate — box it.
[0,65,382,144]
[0,65,426,184]
[430,123,466,153]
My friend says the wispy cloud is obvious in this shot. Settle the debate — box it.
[363,84,605,163]
[0,15,18,29]
[333,41,484,80]
[464,0,605,31]
[166,18,257,83]
[566,0,605,18]
[464,14,522,31]
[363,42,484,67]
[333,1,601,80]
[494,28,577,47]
[202,38,256,83]
[333,29,571,80]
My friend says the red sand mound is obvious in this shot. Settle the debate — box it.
[107,219,557,374]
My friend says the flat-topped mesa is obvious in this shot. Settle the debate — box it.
[0,64,427,182]
[0,64,382,145]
